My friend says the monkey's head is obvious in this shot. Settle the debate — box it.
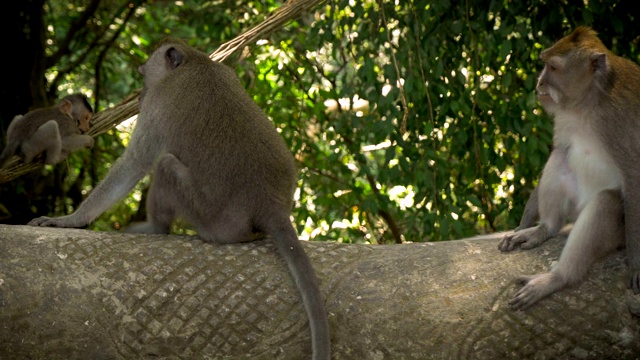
[138,39,203,97]
[60,94,93,133]
[537,27,611,113]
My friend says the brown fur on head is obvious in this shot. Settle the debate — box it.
[536,26,611,112]
[540,27,608,61]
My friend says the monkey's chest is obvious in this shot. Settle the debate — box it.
[567,134,622,208]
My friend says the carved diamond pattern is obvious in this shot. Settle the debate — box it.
[54,235,313,358]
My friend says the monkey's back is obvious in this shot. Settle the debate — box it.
[8,107,77,139]
[142,57,298,217]
[592,51,640,164]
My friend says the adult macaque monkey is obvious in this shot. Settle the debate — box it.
[29,40,331,359]
[498,27,640,310]
[0,94,94,168]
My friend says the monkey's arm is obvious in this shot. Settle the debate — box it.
[518,186,540,230]
[29,131,155,228]
[61,134,94,152]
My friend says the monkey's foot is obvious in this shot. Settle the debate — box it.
[123,222,169,234]
[43,154,63,165]
[28,214,85,228]
[498,225,549,252]
[509,272,565,310]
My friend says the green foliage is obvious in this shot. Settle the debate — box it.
[10,0,639,243]
[239,0,638,243]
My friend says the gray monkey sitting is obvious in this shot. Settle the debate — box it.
[29,40,331,360]
[499,27,640,310]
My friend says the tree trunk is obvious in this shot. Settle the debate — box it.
[0,225,638,359]
[0,0,47,132]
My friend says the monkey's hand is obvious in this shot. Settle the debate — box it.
[498,225,550,252]
[84,137,95,149]
[28,214,85,228]
[509,272,565,310]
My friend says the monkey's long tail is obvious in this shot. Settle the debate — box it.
[267,216,331,360]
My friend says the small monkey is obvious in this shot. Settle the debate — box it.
[499,27,640,310]
[0,94,94,168]
[29,40,331,359]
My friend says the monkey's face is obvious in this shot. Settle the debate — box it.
[536,60,562,110]
[537,50,599,112]
[76,112,92,133]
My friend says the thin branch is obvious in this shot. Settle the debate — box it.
[465,0,495,232]
[364,172,403,244]
[49,1,140,97]
[378,0,409,134]
[46,0,101,68]
[94,1,143,109]
[209,0,325,62]
[411,11,438,220]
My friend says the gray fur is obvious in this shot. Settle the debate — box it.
[29,40,330,359]
[499,27,640,309]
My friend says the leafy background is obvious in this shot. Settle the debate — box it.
[1,0,638,244]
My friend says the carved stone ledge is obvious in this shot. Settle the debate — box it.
[0,225,638,359]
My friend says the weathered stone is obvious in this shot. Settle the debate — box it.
[0,225,638,359]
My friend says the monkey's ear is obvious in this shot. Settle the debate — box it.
[165,47,183,70]
[59,99,73,116]
[590,52,608,74]
[540,48,550,62]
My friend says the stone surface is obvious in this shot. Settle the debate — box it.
[0,225,639,359]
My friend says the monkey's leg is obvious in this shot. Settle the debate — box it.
[124,154,185,234]
[125,153,253,242]
[509,189,624,310]
[21,120,62,164]
[499,149,574,252]
[61,134,94,152]
[198,210,254,244]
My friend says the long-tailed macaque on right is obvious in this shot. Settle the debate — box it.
[0,94,94,168]
[498,27,640,310]
[28,40,331,359]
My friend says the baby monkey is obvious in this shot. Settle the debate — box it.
[0,94,94,168]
